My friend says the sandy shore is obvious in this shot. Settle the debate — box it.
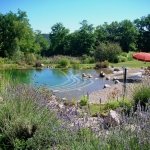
[89,68,142,104]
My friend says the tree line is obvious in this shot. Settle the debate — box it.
[0,9,150,60]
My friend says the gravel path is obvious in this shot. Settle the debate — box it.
[89,68,142,104]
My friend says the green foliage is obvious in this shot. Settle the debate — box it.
[132,83,150,109]
[35,60,42,67]
[127,51,134,61]
[121,52,128,57]
[59,58,70,68]
[79,95,89,106]
[118,56,128,62]
[95,60,109,68]
[113,56,120,63]
[104,98,132,111]
[25,53,37,65]
[94,43,122,62]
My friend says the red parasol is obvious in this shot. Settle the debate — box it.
[133,52,150,62]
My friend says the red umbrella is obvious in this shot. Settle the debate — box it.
[133,52,150,62]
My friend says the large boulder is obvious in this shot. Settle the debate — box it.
[104,110,122,127]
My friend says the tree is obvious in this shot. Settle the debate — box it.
[34,30,50,56]
[134,14,150,52]
[76,20,96,56]
[49,23,69,55]
[0,9,40,58]
[118,20,138,52]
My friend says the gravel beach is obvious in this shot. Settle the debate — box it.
[89,68,143,104]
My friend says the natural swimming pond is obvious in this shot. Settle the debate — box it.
[1,68,115,100]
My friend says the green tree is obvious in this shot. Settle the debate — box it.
[49,23,69,55]
[77,20,96,56]
[34,30,50,56]
[118,20,138,52]
[134,14,150,52]
[0,9,40,58]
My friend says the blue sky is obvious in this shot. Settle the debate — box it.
[0,0,150,33]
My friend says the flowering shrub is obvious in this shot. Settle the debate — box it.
[0,75,150,149]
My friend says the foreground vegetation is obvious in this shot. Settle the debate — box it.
[0,71,150,149]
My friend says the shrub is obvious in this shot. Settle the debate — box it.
[113,56,120,63]
[121,52,128,57]
[72,63,80,69]
[79,95,89,106]
[132,83,150,109]
[35,60,43,67]
[95,60,109,68]
[104,98,132,114]
[127,51,134,61]
[59,58,70,68]
[94,42,122,62]
[25,53,37,65]
[119,56,127,62]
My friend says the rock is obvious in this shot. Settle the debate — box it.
[103,84,110,88]
[99,71,105,77]
[114,80,120,84]
[62,97,67,101]
[82,73,87,77]
[106,76,110,80]
[53,90,59,93]
[113,68,120,72]
[41,63,44,67]
[112,77,117,81]
[104,110,122,127]
[87,74,93,78]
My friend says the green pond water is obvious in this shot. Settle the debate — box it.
[1,68,115,100]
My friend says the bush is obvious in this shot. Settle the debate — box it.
[94,42,122,62]
[119,56,128,62]
[79,95,89,106]
[132,83,150,109]
[25,53,37,65]
[35,60,43,67]
[95,60,109,68]
[59,58,70,68]
[104,98,132,111]
[127,51,134,61]
[121,52,128,57]
[113,56,120,63]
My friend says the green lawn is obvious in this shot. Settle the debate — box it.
[111,59,150,68]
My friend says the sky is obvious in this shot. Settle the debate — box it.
[0,0,150,34]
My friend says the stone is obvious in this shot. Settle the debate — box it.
[41,63,44,67]
[53,90,59,93]
[104,110,122,127]
[62,97,67,101]
[113,68,120,72]
[106,76,110,80]
[99,71,105,77]
[82,73,87,77]
[103,84,110,88]
[114,80,120,84]
[112,77,117,81]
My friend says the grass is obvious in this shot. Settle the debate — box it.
[111,59,150,68]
